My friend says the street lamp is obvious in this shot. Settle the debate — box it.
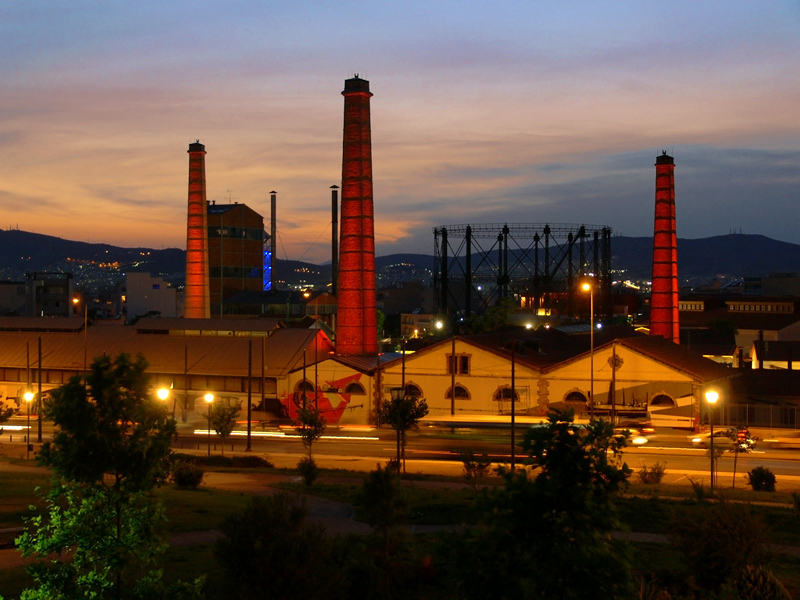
[389,387,404,472]
[204,393,214,456]
[24,391,34,460]
[705,390,719,491]
[581,281,595,417]
[157,388,169,401]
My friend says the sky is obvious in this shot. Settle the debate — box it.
[2,1,799,264]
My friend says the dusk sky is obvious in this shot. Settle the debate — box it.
[2,1,799,264]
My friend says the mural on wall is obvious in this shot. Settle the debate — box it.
[279,372,365,425]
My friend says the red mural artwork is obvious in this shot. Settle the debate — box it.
[280,373,364,425]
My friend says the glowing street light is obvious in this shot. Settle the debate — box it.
[705,390,719,491]
[581,280,595,417]
[24,391,34,460]
[157,388,169,401]
[204,393,214,456]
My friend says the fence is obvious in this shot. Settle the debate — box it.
[711,404,800,430]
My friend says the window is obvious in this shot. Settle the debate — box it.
[447,354,471,375]
[565,391,588,404]
[344,382,366,395]
[650,394,675,407]
[446,385,471,400]
[294,380,315,394]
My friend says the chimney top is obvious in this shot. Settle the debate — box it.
[343,76,371,96]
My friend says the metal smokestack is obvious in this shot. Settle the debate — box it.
[331,184,339,297]
[270,191,277,291]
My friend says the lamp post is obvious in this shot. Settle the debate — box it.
[581,281,595,417]
[705,390,719,491]
[157,388,169,402]
[390,387,404,472]
[204,393,214,456]
[24,391,34,460]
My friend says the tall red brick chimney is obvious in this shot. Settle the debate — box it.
[650,151,679,343]
[336,76,377,355]
[184,141,210,318]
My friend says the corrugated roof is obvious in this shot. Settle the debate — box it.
[0,326,332,378]
[134,317,282,334]
[0,317,84,332]
[612,336,734,383]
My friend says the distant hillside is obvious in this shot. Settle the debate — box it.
[1,229,798,288]
[611,234,800,280]
[0,229,185,277]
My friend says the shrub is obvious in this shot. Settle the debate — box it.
[231,455,274,469]
[169,453,273,469]
[734,565,791,600]
[460,450,492,492]
[688,477,706,501]
[297,456,318,486]
[791,491,800,519]
[746,466,776,492]
[170,460,205,489]
[670,500,769,592]
[637,462,667,485]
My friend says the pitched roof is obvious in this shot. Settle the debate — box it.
[0,326,331,378]
[134,317,283,334]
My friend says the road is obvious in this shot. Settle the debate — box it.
[5,418,800,487]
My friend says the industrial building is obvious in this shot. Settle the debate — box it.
[207,202,266,316]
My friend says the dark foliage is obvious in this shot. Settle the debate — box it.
[213,493,337,600]
[169,460,205,490]
[670,499,770,592]
[747,466,777,492]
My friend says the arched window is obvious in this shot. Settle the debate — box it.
[445,385,471,400]
[565,391,588,404]
[344,382,366,395]
[405,383,423,398]
[493,386,519,403]
[294,380,315,394]
[650,394,675,407]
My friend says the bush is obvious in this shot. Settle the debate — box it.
[169,453,273,469]
[460,450,492,492]
[734,565,791,600]
[170,460,205,490]
[746,466,776,492]
[297,456,318,486]
[637,462,667,485]
[670,500,769,592]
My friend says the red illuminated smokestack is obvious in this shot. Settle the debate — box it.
[650,152,679,343]
[336,76,377,355]
[184,141,210,318]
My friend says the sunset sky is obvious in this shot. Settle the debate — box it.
[2,1,799,263]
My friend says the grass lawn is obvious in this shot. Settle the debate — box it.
[4,459,800,597]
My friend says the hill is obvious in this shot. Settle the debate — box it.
[1,229,799,289]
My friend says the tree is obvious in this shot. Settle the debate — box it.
[0,397,15,428]
[208,402,240,455]
[294,397,327,484]
[376,391,428,473]
[294,402,326,460]
[16,354,185,600]
[449,408,635,600]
